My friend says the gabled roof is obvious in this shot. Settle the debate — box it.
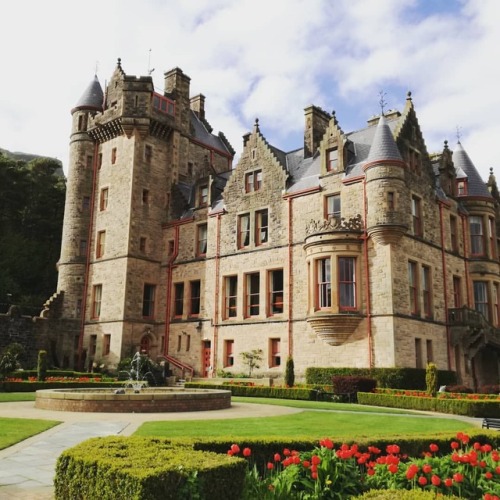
[72,76,104,113]
[190,111,233,155]
[453,142,492,198]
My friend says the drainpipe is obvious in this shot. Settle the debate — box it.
[211,210,223,375]
[287,197,293,356]
[439,201,451,370]
[77,142,99,370]
[362,178,373,368]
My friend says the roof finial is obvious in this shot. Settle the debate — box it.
[117,58,122,68]
[378,90,387,115]
[456,125,462,143]
[406,91,412,100]
[147,49,155,75]
[444,140,448,150]
[254,118,259,132]
[332,110,337,125]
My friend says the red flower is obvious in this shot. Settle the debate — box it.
[386,444,400,454]
[451,441,460,450]
[388,463,398,474]
[243,447,251,457]
[227,450,233,456]
[230,444,240,454]
[274,453,281,462]
[453,473,464,483]
[485,471,493,480]
[292,455,300,465]
[431,474,441,486]
[418,476,428,486]
[320,438,334,449]
[311,471,318,480]
[444,478,453,487]
[283,448,291,456]
[311,455,321,466]
[267,462,274,470]
[422,464,432,474]
[429,443,439,453]
[367,468,375,476]
[302,460,311,468]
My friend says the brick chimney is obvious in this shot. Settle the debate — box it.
[190,94,205,121]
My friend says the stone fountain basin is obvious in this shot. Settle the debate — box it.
[35,387,231,413]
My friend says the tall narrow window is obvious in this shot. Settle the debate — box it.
[426,339,433,363]
[103,334,111,356]
[142,284,156,318]
[338,257,356,310]
[325,194,341,219]
[224,276,238,319]
[82,196,90,212]
[457,180,467,195]
[270,338,281,367]
[470,216,484,256]
[79,239,87,257]
[453,276,462,308]
[139,237,147,253]
[489,217,496,259]
[473,281,489,320]
[415,338,423,369]
[96,230,106,258]
[140,336,151,354]
[189,280,201,316]
[196,224,207,256]
[422,266,432,318]
[89,335,97,356]
[91,284,102,319]
[316,258,331,309]
[450,215,458,252]
[100,188,109,211]
[238,214,250,248]
[145,144,152,163]
[408,261,419,315]
[98,153,102,169]
[142,189,150,205]
[326,148,338,172]
[224,340,234,367]
[268,269,284,316]
[255,209,268,246]
[111,147,117,164]
[245,273,260,317]
[174,283,184,318]
[86,155,93,169]
[494,283,500,326]
[411,196,422,236]
[387,191,395,210]
[199,185,208,206]
[245,170,262,192]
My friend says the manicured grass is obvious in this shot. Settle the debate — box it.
[135,410,474,440]
[0,417,60,450]
[232,396,418,414]
[0,392,36,402]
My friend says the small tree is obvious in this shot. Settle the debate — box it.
[285,356,295,387]
[0,343,23,380]
[240,349,263,377]
[38,350,48,381]
[425,362,438,396]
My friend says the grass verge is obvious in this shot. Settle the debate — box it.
[0,417,60,450]
[0,392,36,402]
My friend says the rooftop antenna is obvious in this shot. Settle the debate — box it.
[378,90,387,115]
[95,60,99,76]
[456,125,462,143]
[148,49,155,75]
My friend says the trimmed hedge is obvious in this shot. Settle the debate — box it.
[54,436,247,500]
[1,381,122,392]
[9,370,104,380]
[358,392,500,417]
[306,367,456,390]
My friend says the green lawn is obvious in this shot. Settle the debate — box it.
[0,392,36,402]
[0,417,60,450]
[135,410,474,440]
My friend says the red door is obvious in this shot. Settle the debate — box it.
[202,340,211,377]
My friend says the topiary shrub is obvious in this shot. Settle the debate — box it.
[284,356,295,388]
[37,350,47,382]
[425,362,438,396]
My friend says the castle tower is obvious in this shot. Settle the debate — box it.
[57,75,103,319]
[364,114,408,245]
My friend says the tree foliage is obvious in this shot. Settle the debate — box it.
[0,153,65,310]
[240,349,263,377]
[285,356,295,387]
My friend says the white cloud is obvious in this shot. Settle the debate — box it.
[1,0,499,182]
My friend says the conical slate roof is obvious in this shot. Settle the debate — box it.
[72,75,104,113]
[364,114,403,166]
[453,142,491,198]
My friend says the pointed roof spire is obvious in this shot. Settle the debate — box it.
[72,75,104,114]
[453,141,492,198]
[364,114,403,168]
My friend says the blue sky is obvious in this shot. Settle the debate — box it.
[1,0,499,182]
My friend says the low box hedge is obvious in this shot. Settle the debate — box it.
[54,436,247,500]
[357,392,500,417]
[1,381,122,392]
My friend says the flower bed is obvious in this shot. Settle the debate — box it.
[231,432,500,499]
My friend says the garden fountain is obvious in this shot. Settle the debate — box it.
[34,351,231,413]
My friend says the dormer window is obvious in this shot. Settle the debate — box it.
[199,185,208,207]
[326,148,339,172]
[245,170,262,193]
[457,180,467,196]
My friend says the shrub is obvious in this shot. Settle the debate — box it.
[284,356,295,388]
[425,362,437,396]
[446,385,473,394]
[0,343,23,380]
[332,376,377,400]
[37,350,47,382]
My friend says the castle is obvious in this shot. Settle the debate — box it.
[46,58,500,388]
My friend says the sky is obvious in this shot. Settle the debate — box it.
[1,0,499,182]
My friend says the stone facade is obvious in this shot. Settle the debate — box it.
[46,62,500,389]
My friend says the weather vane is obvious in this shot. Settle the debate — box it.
[148,49,155,75]
[378,90,388,115]
[95,61,99,76]
[456,126,462,142]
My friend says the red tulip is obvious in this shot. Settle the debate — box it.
[243,447,251,457]
[429,443,439,453]
[431,474,441,486]
[230,444,240,454]
[453,473,464,483]
[422,464,432,474]
[418,476,427,486]
[267,462,274,470]
[273,453,281,462]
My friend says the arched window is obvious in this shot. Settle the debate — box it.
[140,336,151,355]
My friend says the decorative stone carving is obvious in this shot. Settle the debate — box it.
[305,214,363,236]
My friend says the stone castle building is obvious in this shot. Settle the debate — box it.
[46,59,500,388]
